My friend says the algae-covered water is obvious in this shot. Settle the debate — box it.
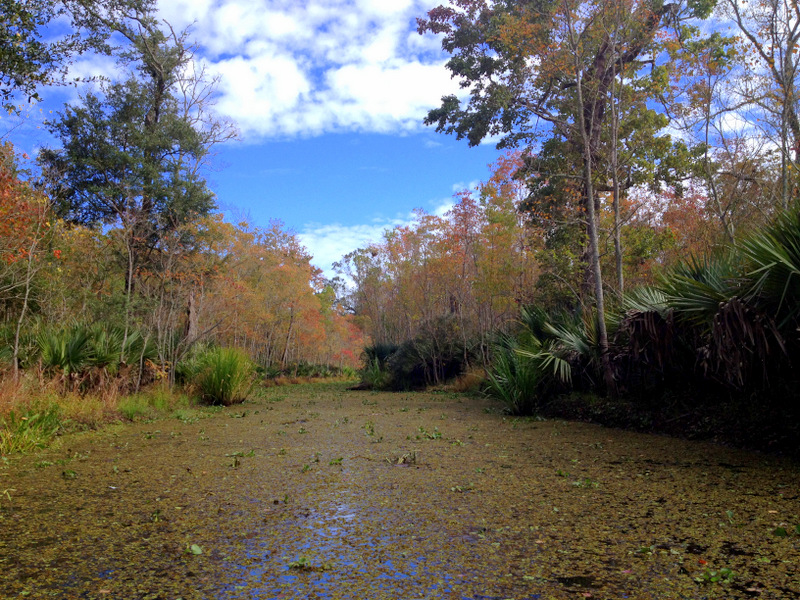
[1,383,798,599]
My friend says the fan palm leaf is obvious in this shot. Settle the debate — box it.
[739,209,800,330]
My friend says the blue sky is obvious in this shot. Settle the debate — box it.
[1,0,504,279]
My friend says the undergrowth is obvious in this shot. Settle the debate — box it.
[0,406,62,454]
[0,376,196,456]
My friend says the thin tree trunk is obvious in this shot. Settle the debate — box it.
[567,9,614,391]
[12,233,40,381]
[281,306,295,370]
[121,231,135,365]
[610,69,624,299]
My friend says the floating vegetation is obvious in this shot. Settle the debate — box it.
[1,382,798,599]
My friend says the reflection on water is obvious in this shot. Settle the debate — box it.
[217,499,541,600]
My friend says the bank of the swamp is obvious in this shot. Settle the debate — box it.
[0,382,798,599]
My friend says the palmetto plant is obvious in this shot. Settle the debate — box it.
[739,209,800,330]
[484,333,543,415]
[520,307,602,387]
[485,308,600,414]
[659,256,742,328]
[88,324,126,370]
[88,324,157,372]
[37,326,92,378]
[647,216,800,390]
[34,324,160,392]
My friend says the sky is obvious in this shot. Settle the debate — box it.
[1,0,505,279]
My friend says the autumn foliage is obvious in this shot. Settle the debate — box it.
[0,144,363,397]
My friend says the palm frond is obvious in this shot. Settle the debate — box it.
[739,209,800,329]
[660,256,740,327]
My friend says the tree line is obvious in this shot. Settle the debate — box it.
[413,0,800,379]
[0,1,363,405]
[342,0,800,452]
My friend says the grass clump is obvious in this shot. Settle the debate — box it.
[0,405,62,455]
[182,347,256,405]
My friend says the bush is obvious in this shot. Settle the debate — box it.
[358,357,391,390]
[182,347,255,405]
[367,317,475,390]
[484,338,543,415]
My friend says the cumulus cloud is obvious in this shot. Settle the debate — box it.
[155,0,461,140]
[299,187,481,278]
[299,220,400,279]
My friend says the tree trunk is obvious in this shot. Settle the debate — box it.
[12,234,40,381]
[570,21,614,392]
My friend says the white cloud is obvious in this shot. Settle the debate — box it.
[299,221,396,278]
[432,200,454,217]
[152,0,461,140]
[66,54,121,85]
[300,184,476,278]
[717,111,752,135]
[451,179,481,193]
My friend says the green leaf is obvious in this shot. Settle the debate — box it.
[772,527,788,537]
[189,544,203,555]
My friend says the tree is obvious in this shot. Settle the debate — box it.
[723,0,800,209]
[418,0,710,386]
[38,13,235,354]
[0,143,53,379]
[0,0,152,113]
[337,154,539,369]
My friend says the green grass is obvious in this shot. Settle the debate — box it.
[117,388,193,422]
[184,347,256,405]
[0,405,62,455]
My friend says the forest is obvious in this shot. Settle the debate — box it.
[2,1,800,598]
[341,0,800,455]
[2,0,800,452]
[0,0,366,441]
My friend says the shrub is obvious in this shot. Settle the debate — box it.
[375,317,475,390]
[183,347,255,406]
[358,357,391,390]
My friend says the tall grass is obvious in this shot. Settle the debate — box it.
[0,405,62,455]
[182,347,256,405]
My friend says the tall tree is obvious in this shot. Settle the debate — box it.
[0,143,53,379]
[723,0,800,209]
[38,12,234,357]
[418,0,710,386]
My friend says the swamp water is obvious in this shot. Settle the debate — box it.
[1,383,798,599]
